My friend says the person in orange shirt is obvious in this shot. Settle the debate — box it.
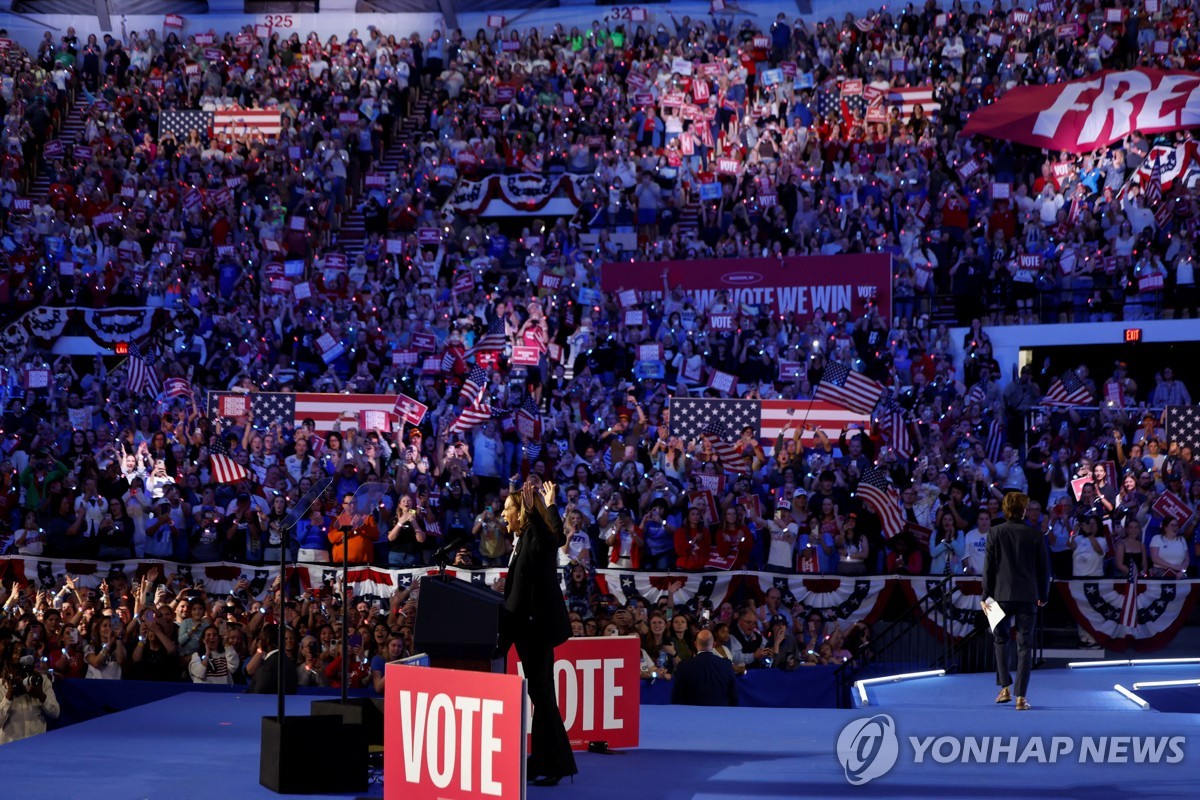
[328,493,377,565]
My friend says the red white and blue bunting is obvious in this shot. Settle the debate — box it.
[1057,578,1200,653]
[2,557,1196,652]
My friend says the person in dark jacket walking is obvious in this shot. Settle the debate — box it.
[983,492,1049,711]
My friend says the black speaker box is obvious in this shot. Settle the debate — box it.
[259,715,368,794]
[310,698,385,746]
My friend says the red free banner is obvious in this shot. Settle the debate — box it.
[963,68,1200,153]
[385,664,526,800]
[507,635,641,751]
[601,255,891,324]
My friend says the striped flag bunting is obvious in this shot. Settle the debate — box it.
[1042,371,1093,407]
[209,438,249,484]
[856,468,904,539]
[814,362,884,415]
[702,422,749,474]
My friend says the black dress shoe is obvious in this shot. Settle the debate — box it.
[531,774,573,787]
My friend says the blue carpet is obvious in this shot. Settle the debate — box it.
[3,676,1200,799]
[1141,684,1200,714]
[858,664,1200,711]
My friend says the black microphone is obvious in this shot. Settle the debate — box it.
[433,534,470,563]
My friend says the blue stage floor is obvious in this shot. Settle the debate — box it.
[3,668,1200,799]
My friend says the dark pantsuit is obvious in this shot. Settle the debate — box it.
[513,628,576,778]
[993,600,1036,698]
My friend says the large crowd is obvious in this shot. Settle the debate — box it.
[2,2,1200,736]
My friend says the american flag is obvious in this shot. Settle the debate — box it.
[208,391,400,433]
[854,18,876,32]
[702,422,748,474]
[163,377,193,400]
[965,381,987,408]
[667,398,869,446]
[814,88,840,120]
[877,398,911,459]
[448,398,493,435]
[465,317,507,358]
[159,109,215,140]
[1164,406,1200,452]
[515,394,543,440]
[856,468,904,539]
[984,417,1005,463]
[126,343,162,398]
[1119,560,1140,635]
[1144,156,1164,206]
[815,363,884,415]
[209,437,249,484]
[888,85,940,118]
[212,109,283,138]
[460,366,488,407]
[1042,371,1092,407]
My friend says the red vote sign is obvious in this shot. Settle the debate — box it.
[507,635,641,751]
[385,664,526,800]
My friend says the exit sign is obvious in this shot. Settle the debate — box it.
[1124,328,1142,343]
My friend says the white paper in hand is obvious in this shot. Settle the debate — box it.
[983,597,1006,632]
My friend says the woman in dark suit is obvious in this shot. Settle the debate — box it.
[502,476,577,786]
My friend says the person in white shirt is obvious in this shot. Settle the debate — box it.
[189,627,241,685]
[963,508,991,575]
[746,502,799,572]
[0,647,60,744]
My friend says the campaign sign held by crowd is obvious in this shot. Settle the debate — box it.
[385,664,526,800]
[508,635,640,751]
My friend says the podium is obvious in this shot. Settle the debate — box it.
[414,575,506,673]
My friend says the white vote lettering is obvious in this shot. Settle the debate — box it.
[397,691,505,796]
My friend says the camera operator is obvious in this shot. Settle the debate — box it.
[1,644,61,744]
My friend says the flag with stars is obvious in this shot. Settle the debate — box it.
[772,575,891,629]
[208,391,401,432]
[126,342,161,398]
[814,87,840,120]
[460,366,488,407]
[515,394,543,441]
[466,317,507,358]
[448,398,493,435]
[160,109,215,141]
[1043,371,1092,407]
[1061,578,1195,652]
[1165,406,1200,452]
[209,437,249,484]
[856,468,904,538]
[593,570,731,611]
[702,422,748,474]
[815,362,884,415]
[667,398,868,446]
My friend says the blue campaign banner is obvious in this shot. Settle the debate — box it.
[634,360,665,379]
